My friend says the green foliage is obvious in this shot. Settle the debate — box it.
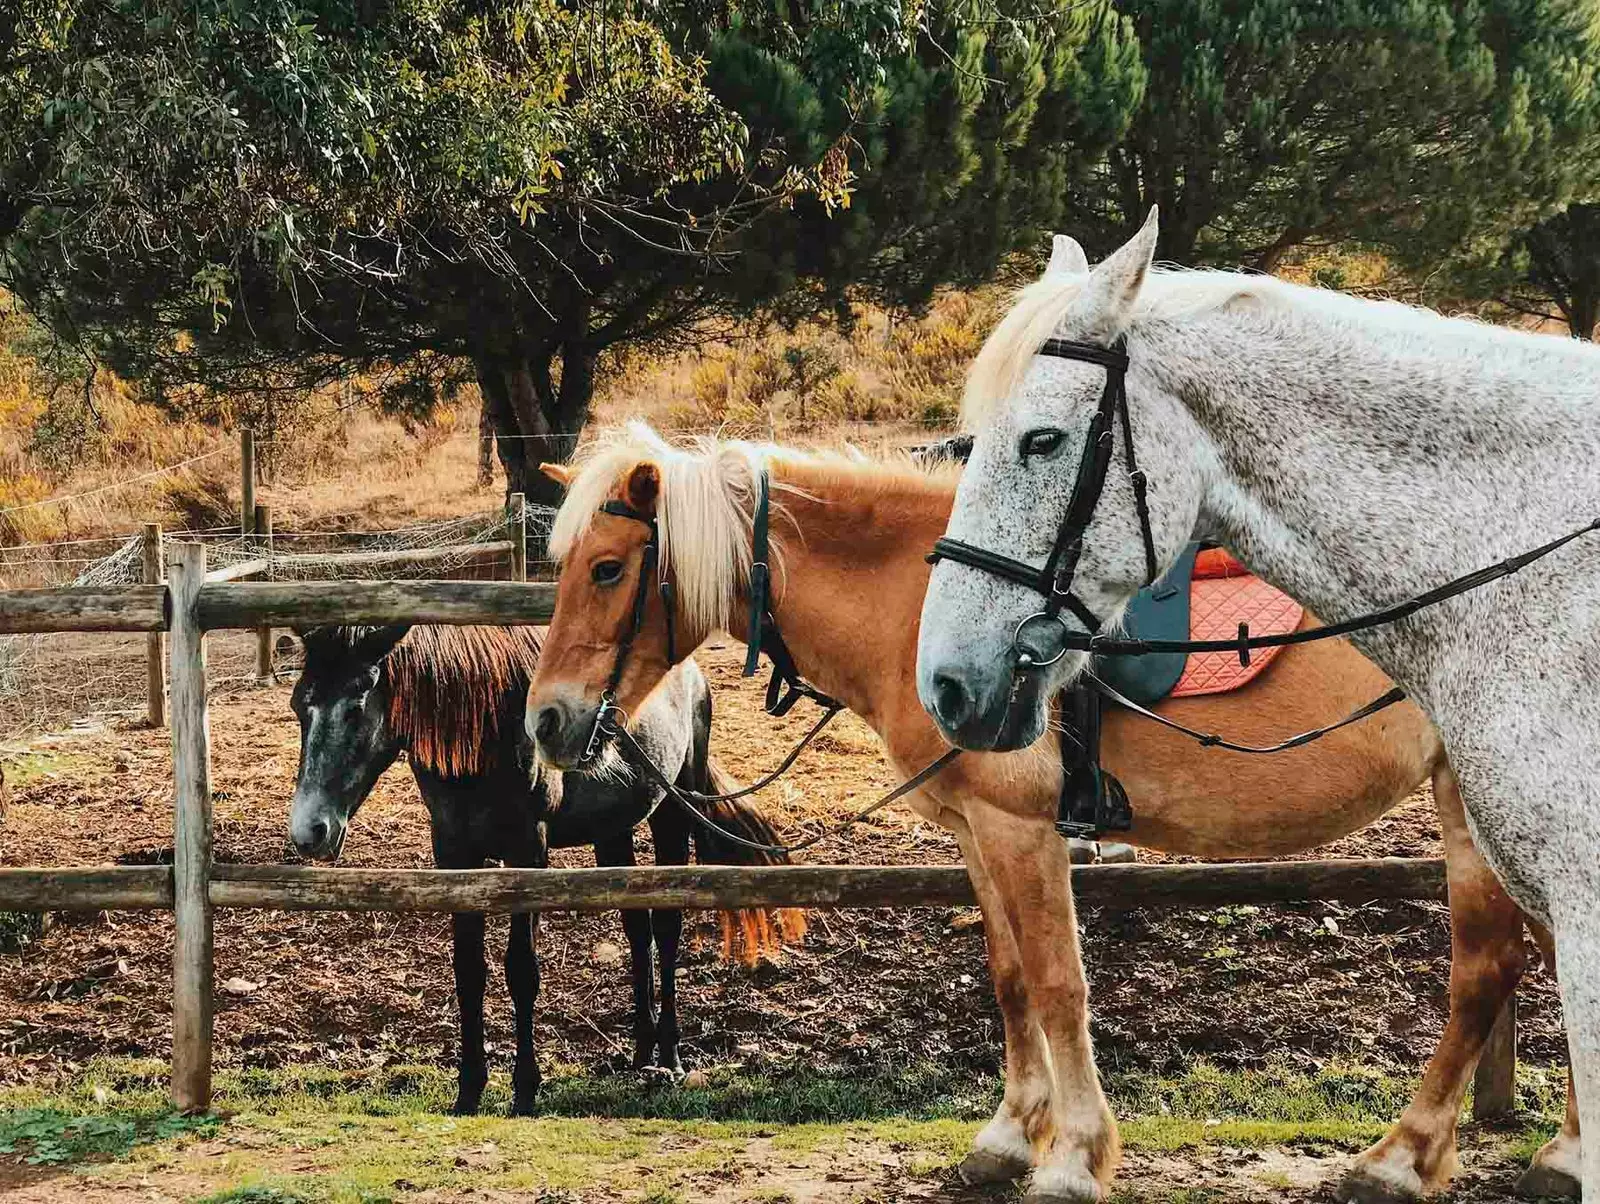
[0,1106,218,1165]
[1,0,1127,504]
[1055,0,1600,264]
[1446,201,1600,339]
[0,911,46,953]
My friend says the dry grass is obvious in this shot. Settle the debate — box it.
[595,290,1000,440]
[2,288,994,579]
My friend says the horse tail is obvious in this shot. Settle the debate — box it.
[692,755,808,965]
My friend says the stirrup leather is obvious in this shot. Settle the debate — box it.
[1055,684,1134,839]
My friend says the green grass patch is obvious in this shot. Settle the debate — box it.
[0,1105,218,1165]
[0,748,90,789]
[0,1055,1570,1203]
[41,1056,1005,1125]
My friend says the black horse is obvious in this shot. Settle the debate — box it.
[287,624,800,1115]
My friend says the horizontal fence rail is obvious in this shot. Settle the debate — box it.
[0,555,1504,1118]
[0,858,1449,915]
[0,579,555,633]
[0,584,169,633]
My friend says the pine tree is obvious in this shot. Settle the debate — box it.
[1053,0,1600,266]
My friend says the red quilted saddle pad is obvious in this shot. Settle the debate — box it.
[1171,548,1304,698]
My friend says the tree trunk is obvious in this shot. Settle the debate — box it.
[1571,287,1598,342]
[473,341,597,517]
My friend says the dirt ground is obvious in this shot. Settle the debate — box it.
[0,639,1569,1202]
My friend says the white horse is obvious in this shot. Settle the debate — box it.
[916,209,1600,1201]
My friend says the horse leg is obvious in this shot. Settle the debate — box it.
[505,912,542,1116]
[597,832,657,1068]
[1516,920,1581,1199]
[649,808,691,1075]
[1341,763,1527,1202]
[951,819,1045,1185]
[1551,896,1600,1202]
[962,802,1118,1203]
[450,911,490,1115]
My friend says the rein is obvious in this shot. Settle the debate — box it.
[925,334,1600,756]
[607,718,961,856]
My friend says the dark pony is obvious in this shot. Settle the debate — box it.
[288,624,801,1115]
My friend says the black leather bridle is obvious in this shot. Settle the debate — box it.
[927,336,1160,669]
[584,498,677,762]
[581,473,843,764]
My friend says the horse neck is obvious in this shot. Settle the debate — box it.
[727,460,950,727]
[1152,307,1600,682]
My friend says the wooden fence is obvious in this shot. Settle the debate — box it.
[0,553,1518,1120]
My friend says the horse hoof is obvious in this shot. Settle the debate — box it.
[1334,1165,1421,1204]
[1515,1164,1581,1200]
[959,1149,1029,1186]
[449,1096,483,1117]
[1023,1165,1103,1203]
[509,1094,538,1118]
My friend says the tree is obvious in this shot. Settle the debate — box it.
[5,0,1141,506]
[1446,202,1600,340]
[1050,0,1600,266]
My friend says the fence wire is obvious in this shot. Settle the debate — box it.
[1,504,557,742]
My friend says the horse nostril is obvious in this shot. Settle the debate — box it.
[534,706,563,746]
[932,672,974,730]
[307,819,329,850]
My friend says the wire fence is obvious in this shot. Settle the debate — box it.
[0,502,556,743]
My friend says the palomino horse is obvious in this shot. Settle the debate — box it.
[287,624,800,1113]
[917,215,1598,1196]
[524,424,1574,1203]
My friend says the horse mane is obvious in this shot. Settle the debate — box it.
[550,421,958,635]
[311,625,540,778]
[962,263,1600,428]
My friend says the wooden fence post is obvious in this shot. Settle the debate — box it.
[167,542,214,1112]
[240,430,255,536]
[142,524,165,728]
[508,492,527,582]
[1473,996,1517,1120]
[253,504,273,683]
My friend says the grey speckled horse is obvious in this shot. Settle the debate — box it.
[917,210,1600,1202]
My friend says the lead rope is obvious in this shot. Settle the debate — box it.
[605,716,962,856]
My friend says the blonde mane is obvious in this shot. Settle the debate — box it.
[962,263,1600,427]
[550,422,956,635]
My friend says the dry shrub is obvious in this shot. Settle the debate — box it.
[593,288,1004,438]
[162,472,238,532]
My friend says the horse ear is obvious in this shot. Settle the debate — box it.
[355,624,410,664]
[1045,234,1089,278]
[1075,205,1159,342]
[624,462,660,514]
[539,462,572,488]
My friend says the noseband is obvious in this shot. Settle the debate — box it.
[927,336,1159,669]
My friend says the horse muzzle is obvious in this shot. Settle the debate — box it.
[288,799,349,861]
[919,654,1052,753]
[529,691,616,771]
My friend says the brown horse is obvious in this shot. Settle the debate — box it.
[525,424,1576,1204]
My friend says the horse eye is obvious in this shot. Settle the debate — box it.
[1020,428,1066,459]
[591,559,625,586]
